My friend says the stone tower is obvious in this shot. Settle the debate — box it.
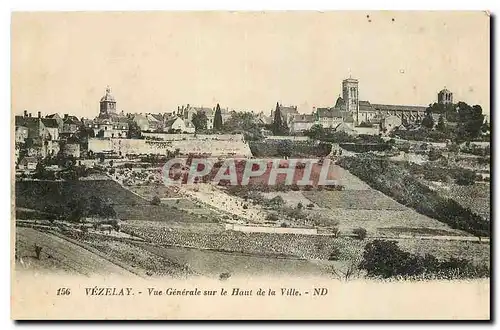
[438,88,453,105]
[99,86,116,118]
[342,77,359,125]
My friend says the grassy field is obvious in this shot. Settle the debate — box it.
[82,237,193,278]
[15,179,147,210]
[139,243,328,277]
[303,190,407,210]
[15,227,134,277]
[337,156,489,237]
[15,179,219,223]
[432,182,490,221]
[127,184,183,200]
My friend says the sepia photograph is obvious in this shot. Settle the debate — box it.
[10,10,491,320]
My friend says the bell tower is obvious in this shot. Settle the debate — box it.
[342,77,359,125]
[99,86,116,118]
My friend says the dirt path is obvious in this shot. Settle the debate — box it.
[15,227,135,277]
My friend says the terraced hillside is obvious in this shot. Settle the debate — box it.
[15,179,216,222]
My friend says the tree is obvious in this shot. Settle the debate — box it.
[272,102,287,135]
[127,121,142,139]
[192,111,208,132]
[353,227,367,240]
[456,102,485,140]
[481,120,490,134]
[214,103,223,131]
[436,115,446,132]
[151,196,161,205]
[222,111,263,141]
[277,140,293,159]
[305,124,325,140]
[360,240,412,278]
[421,109,435,129]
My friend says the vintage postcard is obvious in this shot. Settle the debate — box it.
[11,11,490,320]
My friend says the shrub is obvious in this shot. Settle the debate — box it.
[455,171,476,186]
[280,222,289,228]
[307,203,315,208]
[151,196,161,205]
[242,204,248,209]
[328,246,341,261]
[266,213,279,221]
[360,239,489,279]
[34,244,43,260]
[353,227,367,240]
[297,202,303,209]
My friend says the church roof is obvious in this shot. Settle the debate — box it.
[100,86,116,102]
[334,97,345,109]
[316,107,344,118]
[359,100,375,112]
[371,103,427,112]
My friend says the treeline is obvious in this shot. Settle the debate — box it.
[360,240,489,279]
[249,140,332,158]
[337,156,489,237]
[39,196,116,222]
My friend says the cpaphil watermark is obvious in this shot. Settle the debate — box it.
[161,158,339,187]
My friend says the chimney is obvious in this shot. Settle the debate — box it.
[38,111,41,118]
[29,113,32,117]
[24,110,28,117]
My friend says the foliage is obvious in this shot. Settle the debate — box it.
[192,111,208,132]
[214,103,223,131]
[353,227,367,240]
[151,196,161,205]
[456,102,485,141]
[421,110,435,129]
[277,140,293,159]
[436,115,446,132]
[455,171,476,186]
[271,102,288,135]
[338,156,489,237]
[360,240,489,279]
[222,111,263,141]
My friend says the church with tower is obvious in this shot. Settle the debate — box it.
[82,86,130,138]
[99,86,118,118]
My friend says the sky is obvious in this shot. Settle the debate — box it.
[11,11,490,118]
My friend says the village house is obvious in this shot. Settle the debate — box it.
[164,116,195,133]
[18,156,38,171]
[15,126,29,144]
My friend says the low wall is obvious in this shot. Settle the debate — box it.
[142,133,245,142]
[265,136,310,141]
[88,138,252,157]
[225,224,317,235]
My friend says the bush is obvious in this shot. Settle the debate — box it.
[151,196,161,205]
[328,246,341,261]
[280,222,289,228]
[455,171,476,186]
[353,227,367,240]
[360,239,489,279]
[266,213,279,221]
[297,202,303,209]
[242,204,248,209]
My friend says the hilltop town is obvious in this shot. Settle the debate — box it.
[14,77,491,280]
